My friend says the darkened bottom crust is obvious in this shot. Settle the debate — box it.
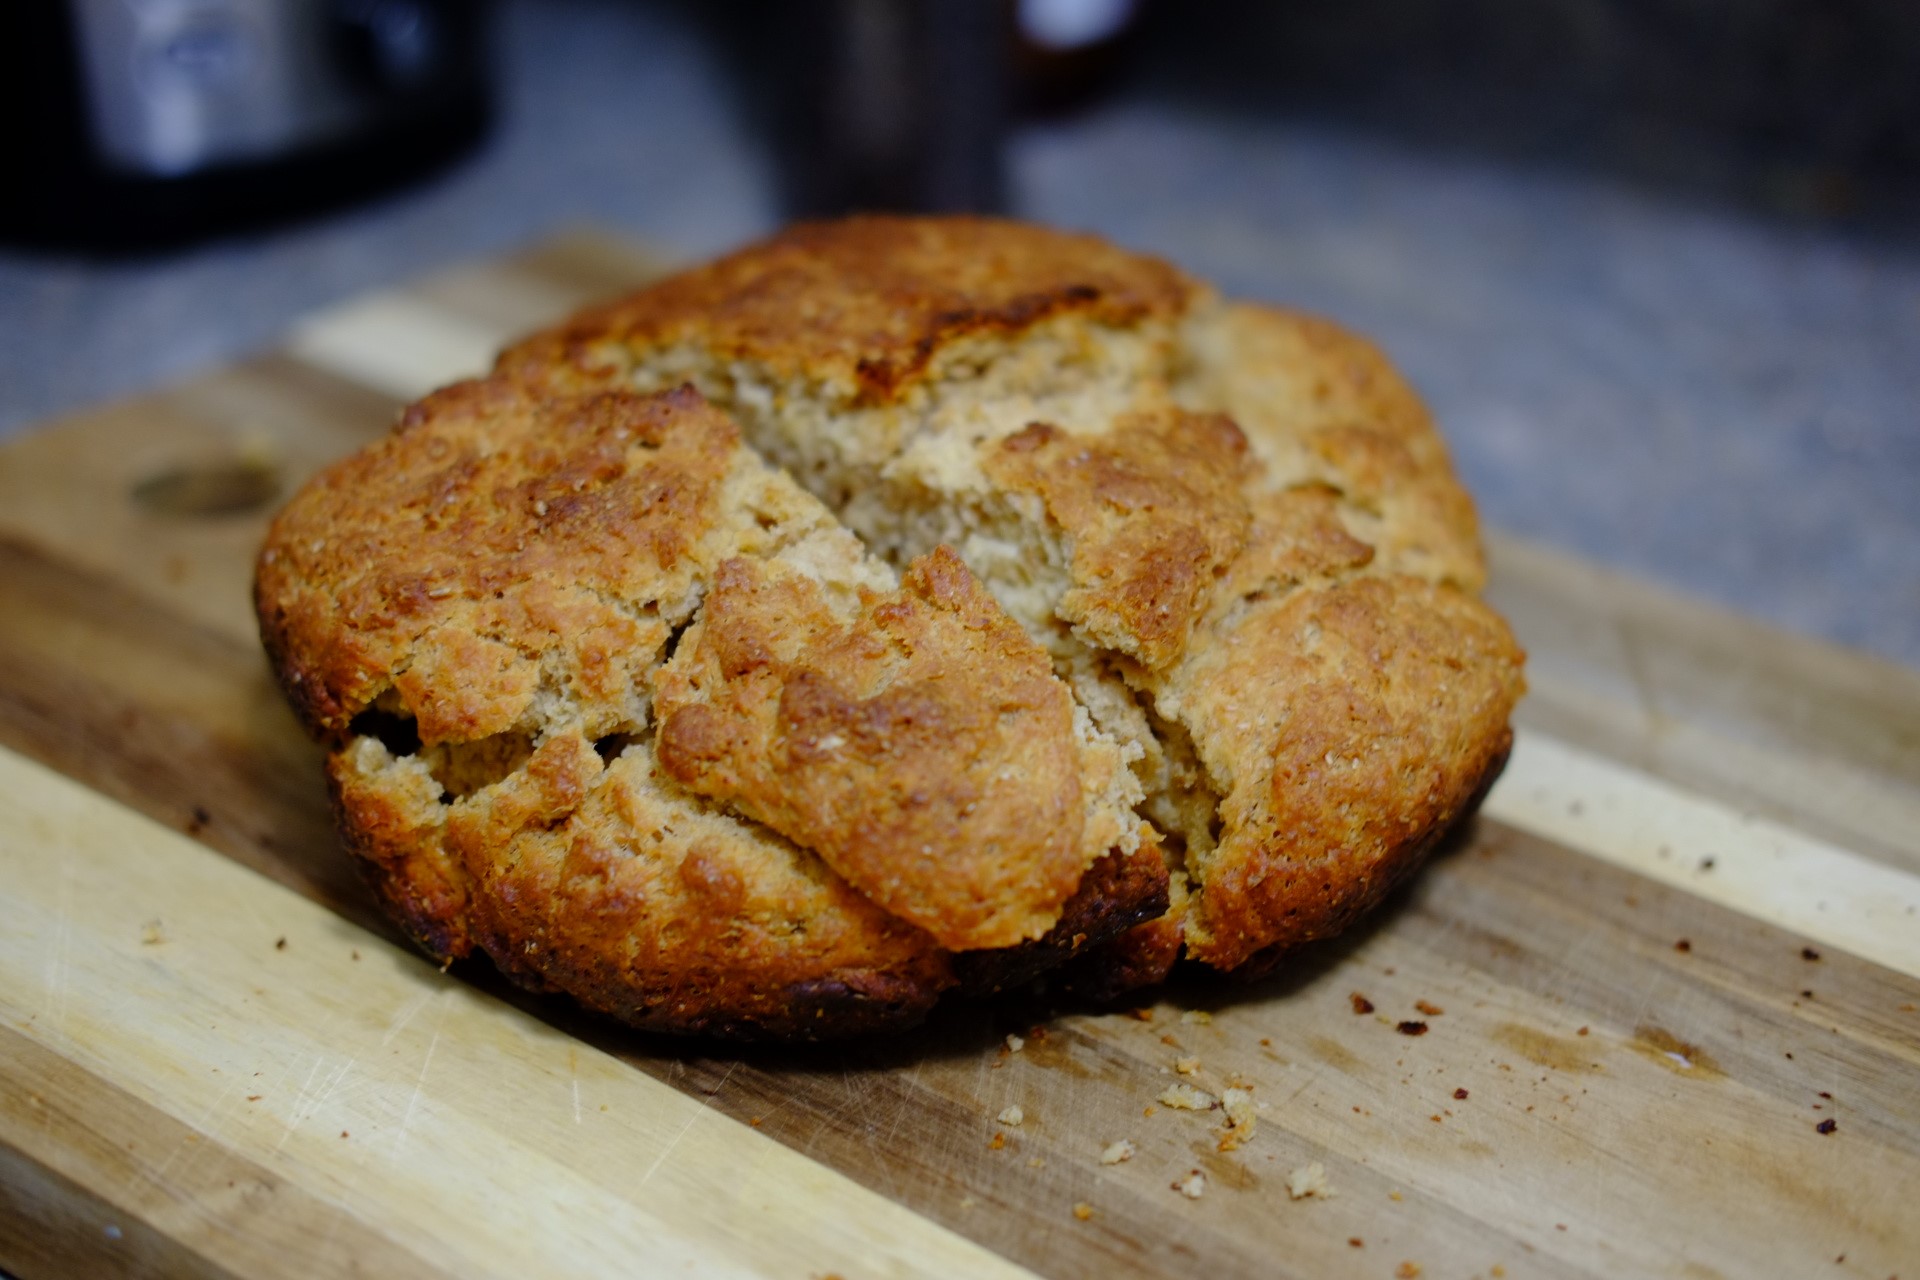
[327,731,1512,1039]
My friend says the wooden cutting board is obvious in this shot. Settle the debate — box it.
[2,232,1917,1280]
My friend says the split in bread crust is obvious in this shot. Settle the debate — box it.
[256,216,1525,1037]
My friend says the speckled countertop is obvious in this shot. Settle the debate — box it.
[2,0,1915,666]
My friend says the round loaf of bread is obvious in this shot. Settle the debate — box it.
[255,216,1525,1037]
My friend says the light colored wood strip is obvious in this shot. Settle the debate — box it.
[1484,730,1920,978]
[0,745,1034,1280]
[1487,534,1920,876]
[285,293,506,403]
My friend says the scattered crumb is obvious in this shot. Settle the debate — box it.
[1221,1087,1257,1130]
[1100,1139,1136,1165]
[1389,1190,1404,1202]
[140,920,166,946]
[1160,1033,1180,1046]
[350,949,360,961]
[1029,1026,1049,1042]
[1674,939,1692,953]
[1415,1000,1445,1017]
[1576,1026,1590,1036]
[1397,1021,1429,1037]
[339,1130,349,1139]
[1901,1004,1917,1013]
[989,1132,1007,1150]
[274,937,287,951]
[1174,1056,1202,1075]
[1395,1263,1422,1279]
[246,1095,261,1102]
[749,1117,763,1127]
[1802,947,1822,961]
[1181,1010,1213,1026]
[1348,1238,1364,1248]
[1454,1088,1469,1100]
[1072,1202,1094,1221]
[1286,1162,1336,1200]
[1143,1106,1156,1117]
[1350,993,1376,1015]
[998,1105,1024,1127]
[1259,1037,1272,1047]
[1491,1268,1506,1279]
[1176,1170,1206,1199]
[1819,1091,1833,1099]
[1817,1119,1837,1135]
[1005,1034,1025,1053]
[1158,1084,1217,1111]
[1700,857,1716,871]
[1130,1007,1155,1022]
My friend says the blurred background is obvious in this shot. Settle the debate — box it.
[1,0,1915,663]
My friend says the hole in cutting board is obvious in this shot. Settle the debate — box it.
[132,455,282,517]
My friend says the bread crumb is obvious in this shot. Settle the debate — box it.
[1100,1139,1136,1164]
[1130,1007,1155,1021]
[1395,1263,1422,1279]
[1350,992,1375,1015]
[1005,1033,1025,1053]
[1389,1190,1404,1202]
[1176,1171,1206,1198]
[1181,1010,1213,1025]
[1414,1000,1444,1017]
[1286,1161,1335,1200]
[998,1106,1024,1126]
[1174,1056,1202,1075]
[1221,1087,1257,1131]
[140,920,166,946]
[1072,1202,1094,1221]
[1397,1021,1428,1036]
[1348,1237,1364,1248]
[1158,1084,1217,1110]
[988,1132,1007,1150]
[1490,1267,1506,1279]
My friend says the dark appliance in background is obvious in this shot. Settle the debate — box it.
[1,1,492,251]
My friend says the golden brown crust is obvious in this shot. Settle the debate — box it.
[257,216,1526,1037]
[653,546,1092,951]
[498,216,1197,406]
[446,733,954,1038]
[255,379,737,745]
[1171,577,1524,970]
[984,411,1252,671]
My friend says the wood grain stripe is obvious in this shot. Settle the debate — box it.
[0,745,1035,1280]
[1484,731,1920,979]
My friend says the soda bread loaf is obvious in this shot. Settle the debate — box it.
[255,216,1525,1037]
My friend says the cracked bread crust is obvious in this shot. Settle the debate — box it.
[498,215,1197,407]
[654,546,1098,952]
[257,215,1524,1037]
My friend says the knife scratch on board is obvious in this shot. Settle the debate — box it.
[637,1062,737,1187]
[392,1027,442,1157]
